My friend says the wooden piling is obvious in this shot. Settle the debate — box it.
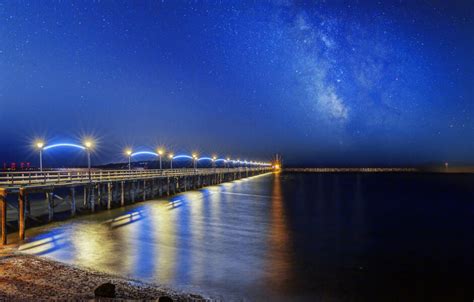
[97,184,102,207]
[18,188,26,240]
[47,191,54,221]
[121,181,125,206]
[166,177,170,196]
[83,185,88,207]
[1,189,7,245]
[150,179,154,197]
[136,181,140,200]
[90,186,95,212]
[143,180,146,201]
[107,182,112,209]
[70,187,76,216]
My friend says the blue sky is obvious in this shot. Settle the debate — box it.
[0,1,472,167]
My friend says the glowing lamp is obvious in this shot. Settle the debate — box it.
[35,140,45,149]
[84,140,93,149]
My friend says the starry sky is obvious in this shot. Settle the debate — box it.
[0,1,473,167]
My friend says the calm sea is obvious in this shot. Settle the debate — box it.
[19,172,474,301]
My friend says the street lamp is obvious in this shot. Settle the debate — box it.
[168,153,174,169]
[83,139,94,180]
[226,157,230,169]
[212,155,217,169]
[125,149,132,170]
[35,140,45,172]
[192,153,198,170]
[157,148,164,169]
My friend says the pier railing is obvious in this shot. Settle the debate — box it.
[0,167,268,187]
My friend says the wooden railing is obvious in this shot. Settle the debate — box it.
[0,167,270,187]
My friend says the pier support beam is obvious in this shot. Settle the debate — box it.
[83,186,88,208]
[107,183,112,209]
[1,189,7,245]
[70,187,76,216]
[159,179,163,196]
[136,181,140,201]
[90,186,95,212]
[97,184,102,207]
[121,181,125,206]
[47,191,54,221]
[18,188,26,240]
[166,177,170,196]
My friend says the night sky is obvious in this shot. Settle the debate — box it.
[0,1,473,167]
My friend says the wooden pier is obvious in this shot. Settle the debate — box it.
[283,167,418,173]
[0,167,271,245]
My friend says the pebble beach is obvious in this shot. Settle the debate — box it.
[0,249,205,301]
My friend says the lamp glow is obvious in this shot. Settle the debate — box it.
[35,140,45,149]
[83,140,93,149]
[168,153,174,169]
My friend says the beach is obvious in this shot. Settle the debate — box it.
[0,249,204,301]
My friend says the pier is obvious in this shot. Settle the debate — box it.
[284,167,418,173]
[0,167,271,245]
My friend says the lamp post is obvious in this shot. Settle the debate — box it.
[35,140,45,172]
[226,157,230,169]
[192,153,198,171]
[126,149,132,171]
[168,153,174,169]
[212,155,217,170]
[83,140,93,181]
[157,149,164,169]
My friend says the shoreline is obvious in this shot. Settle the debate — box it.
[0,249,206,301]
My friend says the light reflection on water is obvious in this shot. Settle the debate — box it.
[19,173,282,300]
[17,172,474,301]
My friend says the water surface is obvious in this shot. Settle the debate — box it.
[19,172,474,301]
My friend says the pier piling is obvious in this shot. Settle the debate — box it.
[70,187,76,216]
[0,189,6,245]
[47,191,54,222]
[121,181,125,206]
[18,188,26,240]
[107,183,112,209]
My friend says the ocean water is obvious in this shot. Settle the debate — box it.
[19,172,474,301]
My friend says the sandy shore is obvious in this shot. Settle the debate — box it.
[0,249,206,301]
